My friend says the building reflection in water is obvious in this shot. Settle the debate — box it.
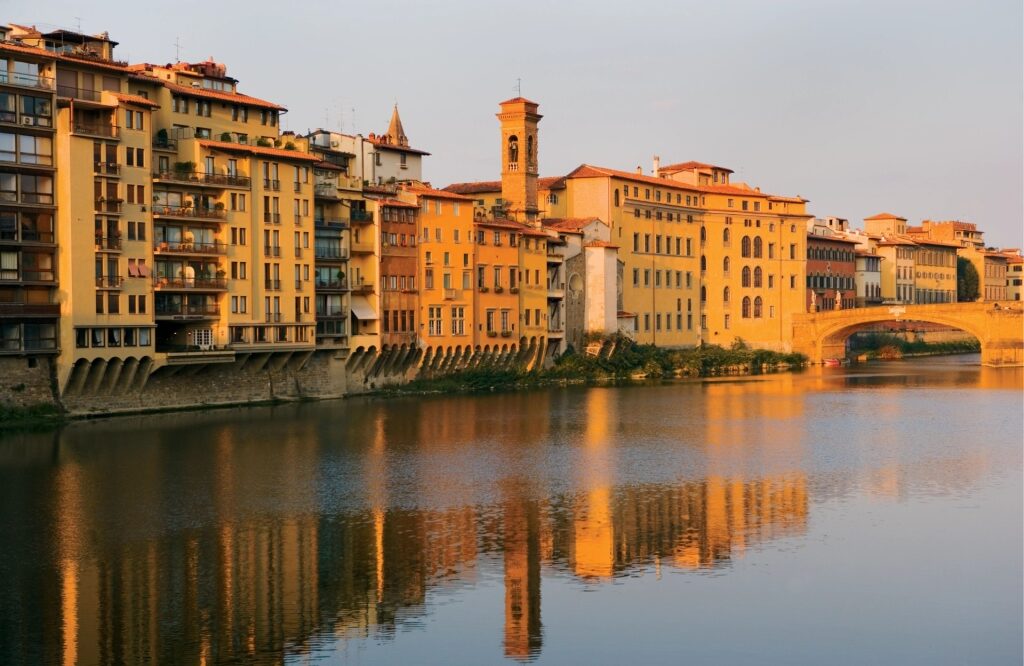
[0,359,1011,664]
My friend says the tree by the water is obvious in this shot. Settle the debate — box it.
[957,256,980,301]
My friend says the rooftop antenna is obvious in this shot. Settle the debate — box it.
[516,77,522,97]
[73,17,82,32]
[174,36,181,62]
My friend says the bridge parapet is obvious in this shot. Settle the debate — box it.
[791,303,1023,367]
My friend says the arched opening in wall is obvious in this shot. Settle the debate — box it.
[826,318,982,362]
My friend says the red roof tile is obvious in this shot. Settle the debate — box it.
[112,92,159,108]
[542,217,601,232]
[374,198,419,209]
[864,212,906,221]
[659,160,734,174]
[368,137,430,156]
[443,180,501,195]
[403,185,474,201]
[159,79,286,111]
[197,140,319,162]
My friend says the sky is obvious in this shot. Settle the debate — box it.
[8,0,1023,246]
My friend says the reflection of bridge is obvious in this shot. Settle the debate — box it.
[792,303,1024,366]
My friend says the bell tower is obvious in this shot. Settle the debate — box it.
[497,97,542,223]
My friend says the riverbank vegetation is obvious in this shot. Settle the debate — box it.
[849,332,980,360]
[388,337,807,395]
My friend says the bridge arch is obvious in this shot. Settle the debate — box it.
[792,303,1023,366]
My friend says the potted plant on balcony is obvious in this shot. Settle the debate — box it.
[155,128,169,147]
[219,132,232,142]
[214,202,225,211]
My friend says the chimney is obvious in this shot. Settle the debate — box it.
[652,155,661,176]
[635,166,642,175]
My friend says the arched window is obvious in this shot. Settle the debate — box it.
[507,135,519,166]
[723,256,730,274]
[741,266,751,287]
[723,286,730,303]
[753,296,763,318]
[753,237,763,258]
[700,226,707,242]
[753,266,763,288]
[741,236,751,257]
[723,228,731,245]
[700,285,707,302]
[741,296,751,318]
[527,135,534,163]
[700,255,707,271]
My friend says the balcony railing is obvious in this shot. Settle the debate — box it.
[94,162,120,176]
[153,276,228,290]
[264,245,281,257]
[0,71,55,91]
[293,182,302,193]
[314,279,348,291]
[154,240,227,255]
[264,278,281,290]
[0,269,55,283]
[0,302,60,317]
[317,306,347,318]
[73,123,119,138]
[315,183,339,199]
[263,178,280,191]
[265,312,282,323]
[57,85,102,101]
[314,247,349,260]
[95,275,124,289]
[20,193,54,205]
[152,137,178,151]
[444,288,461,300]
[352,280,373,293]
[263,212,281,224]
[1,229,55,244]
[351,211,373,223]
[94,199,123,214]
[154,171,252,188]
[152,205,227,221]
[95,236,122,251]
[314,217,349,229]
[156,302,220,318]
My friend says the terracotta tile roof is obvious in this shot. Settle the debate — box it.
[158,79,286,111]
[538,175,567,190]
[659,160,733,174]
[542,217,601,232]
[521,226,551,237]
[375,198,419,209]
[313,160,346,172]
[584,240,619,248]
[864,212,906,221]
[903,233,961,248]
[403,185,474,201]
[855,249,881,257]
[368,137,430,156]
[197,140,319,162]
[1003,254,1023,264]
[499,96,540,106]
[474,217,530,230]
[617,311,637,318]
[806,233,859,244]
[704,183,773,199]
[112,92,159,108]
[0,42,131,73]
[567,164,703,193]
[443,180,501,195]
[768,195,807,203]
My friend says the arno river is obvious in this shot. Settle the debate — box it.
[1,355,1021,665]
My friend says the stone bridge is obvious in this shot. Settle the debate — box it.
[792,302,1024,366]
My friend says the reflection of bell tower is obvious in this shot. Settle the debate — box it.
[497,97,542,224]
[503,492,542,660]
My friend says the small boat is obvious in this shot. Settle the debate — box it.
[823,358,843,367]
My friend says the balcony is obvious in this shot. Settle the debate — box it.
[152,137,178,151]
[0,302,60,317]
[94,162,120,176]
[0,71,55,91]
[265,312,283,323]
[352,279,373,294]
[351,210,374,224]
[317,306,347,319]
[314,217,349,230]
[153,205,227,222]
[315,278,348,292]
[153,276,228,291]
[0,269,55,284]
[263,178,280,191]
[315,183,340,200]
[57,85,104,102]
[155,302,220,319]
[315,247,349,261]
[154,240,227,256]
[263,212,281,224]
[154,171,252,188]
[95,236,122,252]
[264,278,281,290]
[350,239,374,254]
[0,229,54,245]
[73,123,119,139]
[94,199,123,214]
[95,276,124,289]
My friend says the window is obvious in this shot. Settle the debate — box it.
[741,296,751,318]
[753,237,763,258]
[428,306,442,336]
[753,296,763,318]
[451,306,465,335]
[753,266,763,288]
[742,266,751,287]
[741,236,751,258]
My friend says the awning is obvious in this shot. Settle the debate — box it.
[349,295,378,320]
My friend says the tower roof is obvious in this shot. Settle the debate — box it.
[386,104,407,147]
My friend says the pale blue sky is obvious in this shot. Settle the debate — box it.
[8,0,1023,246]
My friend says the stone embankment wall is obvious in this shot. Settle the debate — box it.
[0,356,58,411]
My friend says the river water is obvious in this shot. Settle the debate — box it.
[0,355,1021,665]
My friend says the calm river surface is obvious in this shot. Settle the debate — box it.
[1,355,1021,665]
